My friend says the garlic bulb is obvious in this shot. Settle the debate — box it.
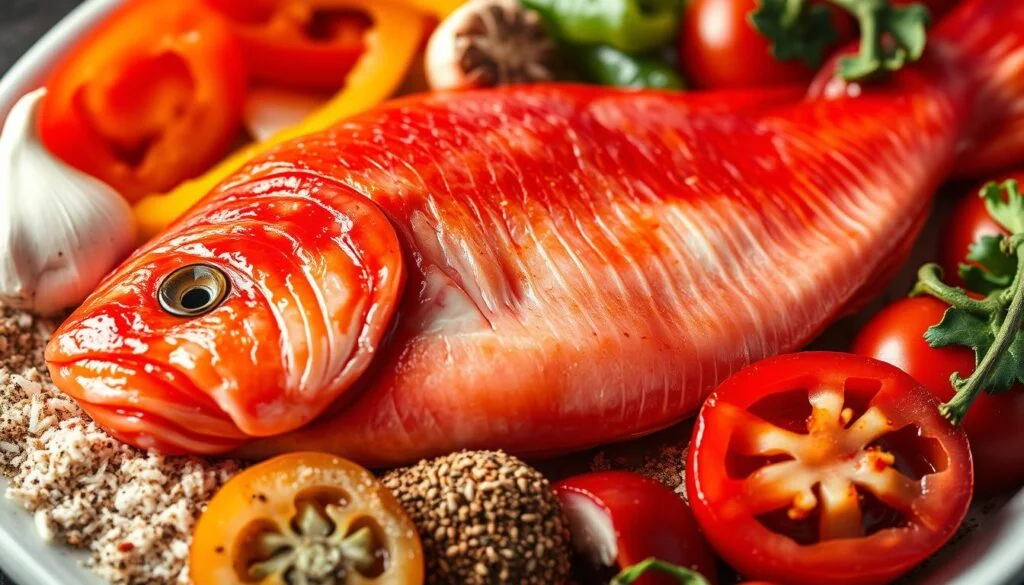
[425,0,558,92]
[0,88,136,315]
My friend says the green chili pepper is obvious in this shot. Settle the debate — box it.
[577,45,685,89]
[521,0,682,54]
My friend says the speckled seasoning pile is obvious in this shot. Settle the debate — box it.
[383,450,572,585]
[0,304,241,585]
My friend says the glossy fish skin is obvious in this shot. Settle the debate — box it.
[46,0,1024,464]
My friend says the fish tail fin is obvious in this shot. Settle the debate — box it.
[936,0,1024,176]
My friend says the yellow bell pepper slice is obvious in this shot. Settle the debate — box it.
[133,1,429,239]
[400,0,465,17]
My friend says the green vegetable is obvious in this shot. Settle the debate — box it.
[612,558,711,585]
[960,235,1015,294]
[520,0,682,54]
[577,45,686,89]
[750,0,930,82]
[749,0,840,68]
[910,180,1024,425]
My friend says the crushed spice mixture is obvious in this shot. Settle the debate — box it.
[0,304,242,584]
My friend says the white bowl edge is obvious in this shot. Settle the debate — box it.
[0,1,1022,585]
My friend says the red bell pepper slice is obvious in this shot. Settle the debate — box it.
[38,0,247,202]
[201,0,375,91]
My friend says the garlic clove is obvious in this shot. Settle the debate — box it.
[243,86,327,143]
[425,0,559,92]
[0,88,136,315]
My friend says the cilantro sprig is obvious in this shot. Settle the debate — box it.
[750,0,930,82]
[911,180,1024,425]
[612,558,711,585]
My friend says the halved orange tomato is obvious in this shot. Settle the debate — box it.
[191,452,424,584]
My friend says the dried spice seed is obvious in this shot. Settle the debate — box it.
[382,450,571,585]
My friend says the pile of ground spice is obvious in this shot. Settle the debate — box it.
[0,305,242,584]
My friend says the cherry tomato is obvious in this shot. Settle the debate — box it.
[687,352,973,585]
[554,471,717,585]
[678,0,852,90]
[38,0,246,201]
[894,0,959,20]
[191,452,424,585]
[201,0,374,91]
[938,171,1023,284]
[853,297,1024,493]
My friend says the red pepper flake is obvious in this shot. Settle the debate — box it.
[117,542,134,553]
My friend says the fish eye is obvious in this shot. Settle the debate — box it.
[158,264,230,317]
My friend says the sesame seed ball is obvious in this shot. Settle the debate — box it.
[381,450,571,585]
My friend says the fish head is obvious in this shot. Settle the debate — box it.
[45,173,406,454]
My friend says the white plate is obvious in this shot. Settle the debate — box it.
[0,1,1022,584]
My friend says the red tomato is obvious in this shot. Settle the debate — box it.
[554,471,717,585]
[853,297,1024,493]
[938,172,1023,283]
[201,0,373,91]
[687,352,973,585]
[38,0,246,201]
[678,0,852,90]
[894,0,959,20]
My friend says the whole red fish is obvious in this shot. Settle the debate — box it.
[46,0,1024,465]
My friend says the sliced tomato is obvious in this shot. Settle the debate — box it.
[555,471,717,585]
[191,452,423,584]
[201,0,375,91]
[853,297,1024,493]
[687,352,972,585]
[38,0,246,201]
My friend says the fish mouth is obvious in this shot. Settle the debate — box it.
[46,355,250,455]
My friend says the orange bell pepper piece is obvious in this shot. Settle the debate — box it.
[38,0,248,202]
[133,0,428,239]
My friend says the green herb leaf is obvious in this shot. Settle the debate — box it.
[912,181,1024,424]
[982,179,1024,234]
[837,3,930,81]
[749,0,839,68]
[960,235,1016,294]
[924,307,993,356]
[924,306,1024,394]
[612,558,711,585]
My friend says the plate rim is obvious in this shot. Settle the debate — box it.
[0,1,1022,584]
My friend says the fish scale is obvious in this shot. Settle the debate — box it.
[46,0,1024,464]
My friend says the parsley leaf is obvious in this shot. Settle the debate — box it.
[925,306,1024,394]
[749,0,839,68]
[983,179,1024,234]
[960,235,1016,294]
[838,3,929,81]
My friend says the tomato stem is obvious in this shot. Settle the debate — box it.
[612,558,711,585]
[941,238,1024,424]
[910,264,998,315]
